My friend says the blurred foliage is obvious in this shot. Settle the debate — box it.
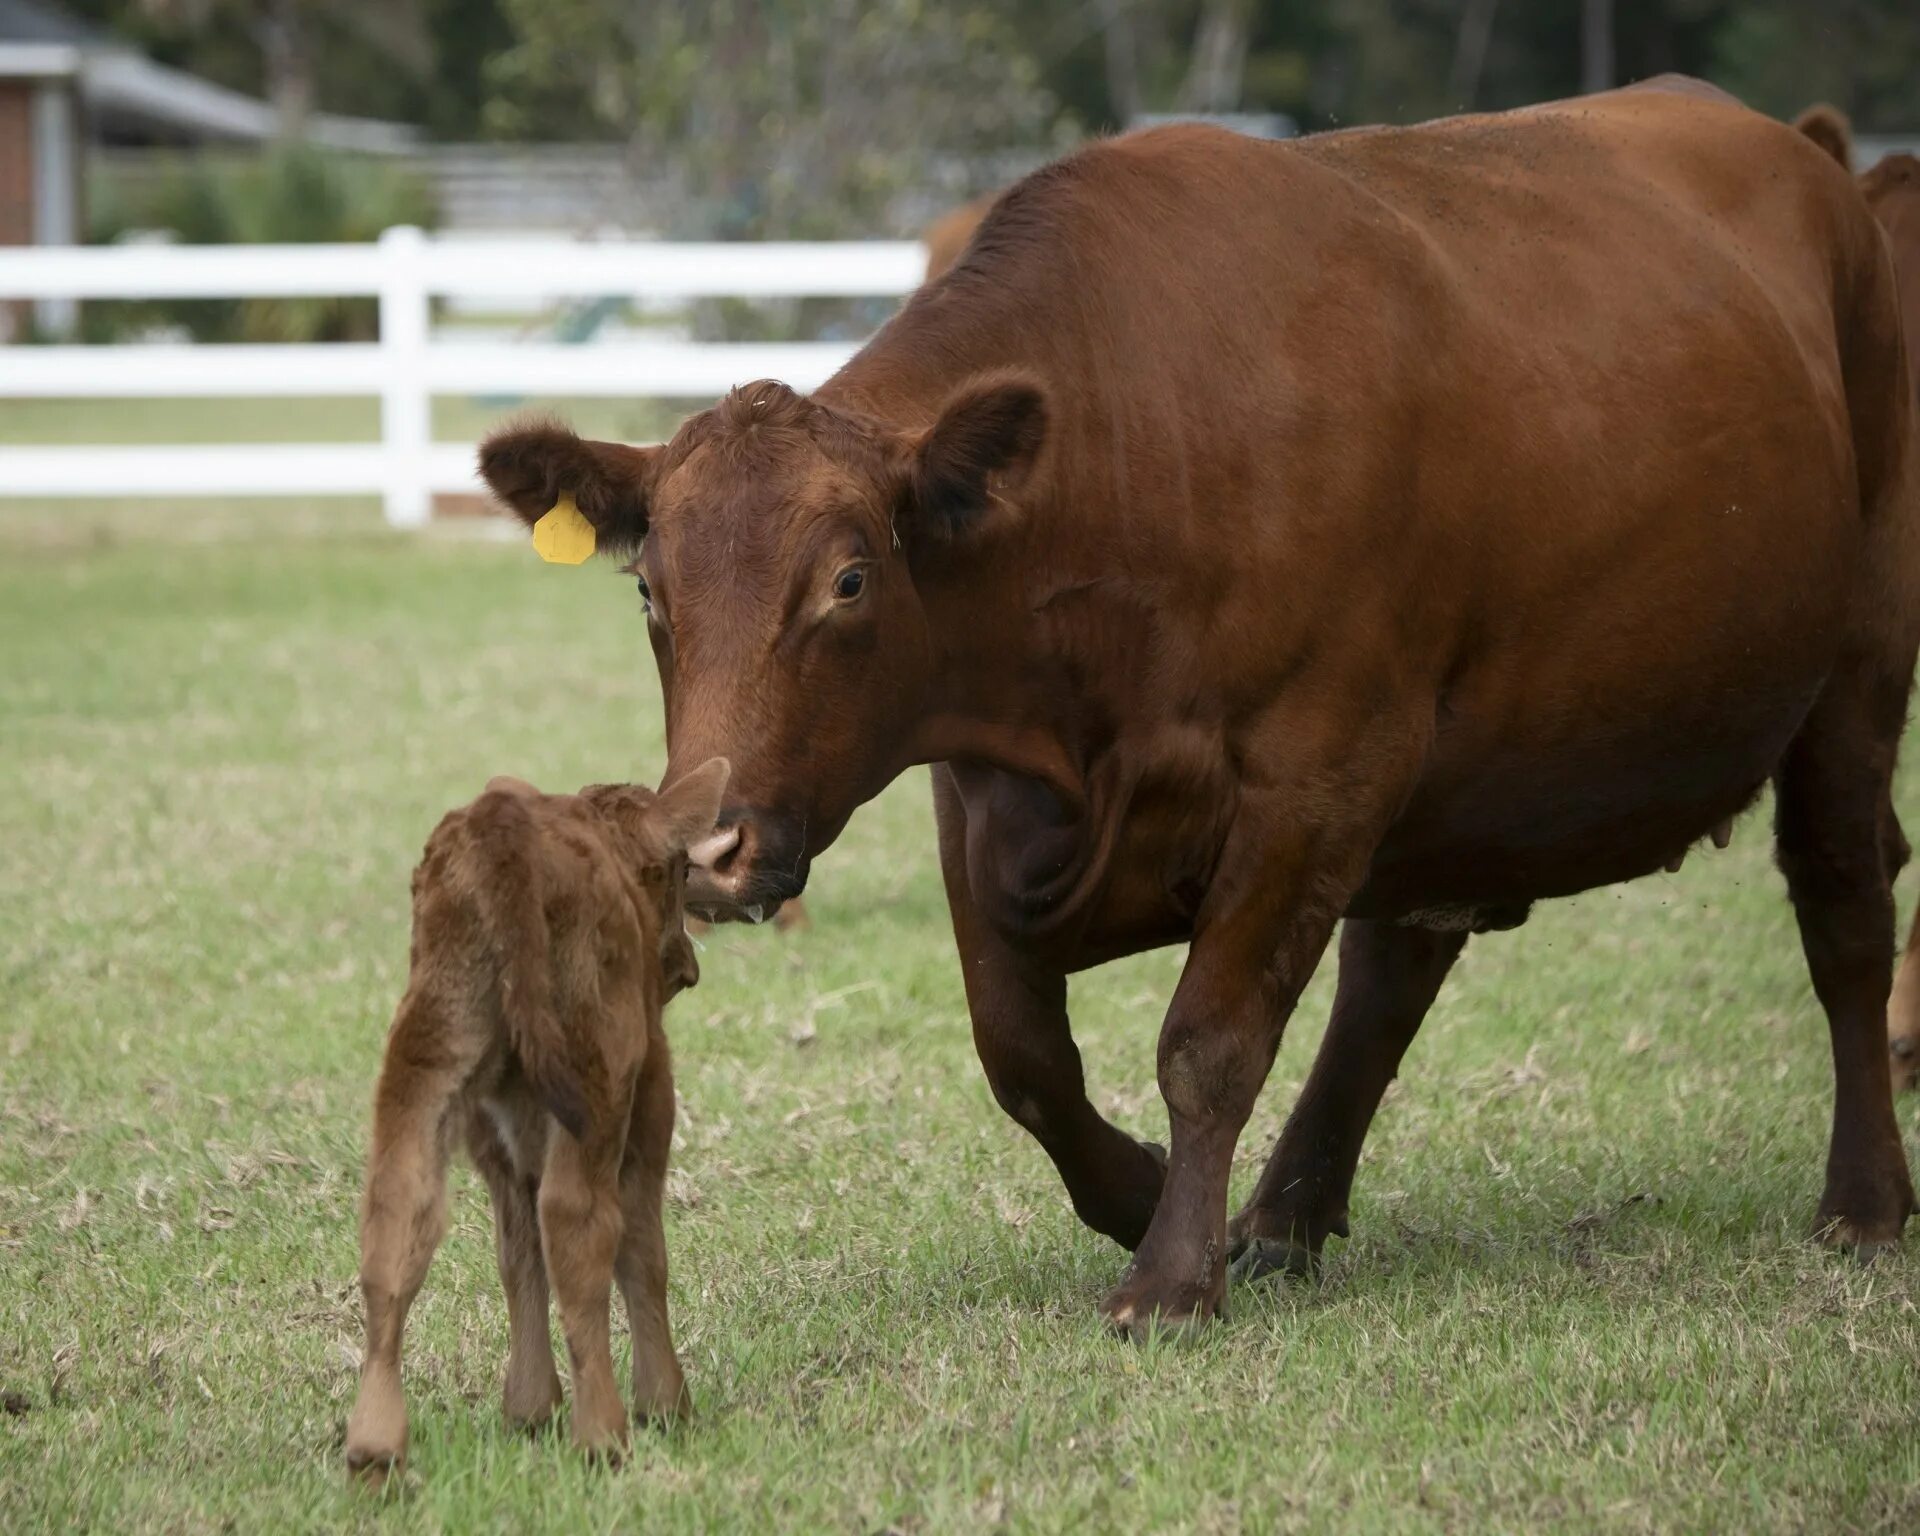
[84,146,437,342]
[482,0,1070,237]
[59,1,1920,241]
[66,0,503,136]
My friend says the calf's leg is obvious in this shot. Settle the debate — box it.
[1774,666,1917,1253]
[467,1111,562,1429]
[540,1130,629,1457]
[345,995,472,1483]
[615,1046,688,1423]
[1889,905,1920,1093]
[1228,919,1466,1280]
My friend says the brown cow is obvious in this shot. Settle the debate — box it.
[344,761,727,1481]
[482,80,1920,1331]
[1796,106,1920,1087]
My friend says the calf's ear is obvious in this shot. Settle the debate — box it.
[650,758,731,856]
[477,419,660,555]
[902,371,1048,551]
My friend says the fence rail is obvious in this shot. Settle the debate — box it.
[0,229,926,525]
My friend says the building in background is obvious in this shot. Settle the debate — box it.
[0,0,414,153]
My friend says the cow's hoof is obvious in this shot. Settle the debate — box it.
[1099,1266,1223,1339]
[1813,1179,1913,1261]
[1227,1235,1320,1286]
[1815,1218,1902,1263]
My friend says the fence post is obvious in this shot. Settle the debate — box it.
[378,225,431,528]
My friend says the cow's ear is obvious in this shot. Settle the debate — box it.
[650,757,731,857]
[1793,104,1854,171]
[477,419,659,555]
[902,372,1048,550]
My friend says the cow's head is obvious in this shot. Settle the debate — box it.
[480,376,1047,918]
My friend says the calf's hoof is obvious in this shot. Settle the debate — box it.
[344,1442,403,1490]
[503,1368,564,1432]
[571,1410,630,1464]
[1891,1034,1919,1094]
[344,1385,407,1488]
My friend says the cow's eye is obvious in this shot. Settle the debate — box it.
[634,574,652,612]
[832,566,866,601]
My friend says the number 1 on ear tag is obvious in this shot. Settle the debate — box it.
[531,494,596,565]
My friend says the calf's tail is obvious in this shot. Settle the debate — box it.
[469,793,592,1139]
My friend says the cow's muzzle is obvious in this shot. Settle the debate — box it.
[686,808,809,922]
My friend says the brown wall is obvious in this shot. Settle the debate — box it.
[0,83,34,245]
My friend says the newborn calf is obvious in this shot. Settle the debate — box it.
[345,759,728,1482]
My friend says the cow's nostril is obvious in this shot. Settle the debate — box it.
[688,823,742,874]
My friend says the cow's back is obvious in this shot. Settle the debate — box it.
[866,84,1917,912]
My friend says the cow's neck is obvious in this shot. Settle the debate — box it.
[821,299,1162,929]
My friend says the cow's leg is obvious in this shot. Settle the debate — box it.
[539,1127,629,1458]
[467,1112,562,1431]
[1774,665,1917,1254]
[1099,876,1338,1332]
[1097,699,1424,1333]
[934,768,1166,1249]
[1227,919,1466,1280]
[345,994,471,1484]
[615,1043,688,1424]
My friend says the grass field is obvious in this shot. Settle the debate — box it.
[5,498,1920,1534]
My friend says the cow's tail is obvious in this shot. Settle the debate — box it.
[1818,119,1920,1086]
[469,791,591,1139]
[1794,104,1855,172]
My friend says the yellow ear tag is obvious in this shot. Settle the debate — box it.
[530,494,596,565]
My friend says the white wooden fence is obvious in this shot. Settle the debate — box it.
[0,228,926,525]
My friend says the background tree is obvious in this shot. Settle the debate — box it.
[479,0,1063,238]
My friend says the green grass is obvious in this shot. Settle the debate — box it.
[4,503,1920,1534]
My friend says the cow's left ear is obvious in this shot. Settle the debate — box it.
[902,372,1049,550]
[477,419,660,555]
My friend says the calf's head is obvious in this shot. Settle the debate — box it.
[580,757,729,993]
[481,376,1047,918]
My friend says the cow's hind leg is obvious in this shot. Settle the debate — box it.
[615,1045,688,1424]
[345,994,472,1484]
[467,1111,562,1430]
[1774,666,1918,1254]
[1228,919,1466,1281]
